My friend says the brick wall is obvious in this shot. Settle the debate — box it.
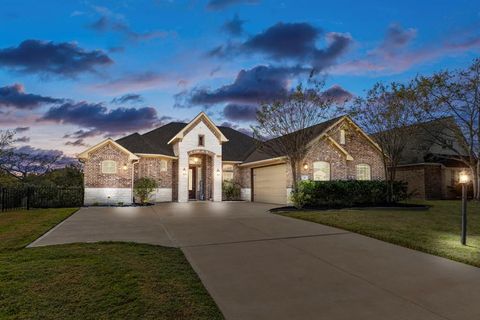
[395,165,426,198]
[134,157,173,188]
[84,142,133,189]
[300,120,385,181]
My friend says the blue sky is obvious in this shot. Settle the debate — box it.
[0,0,479,156]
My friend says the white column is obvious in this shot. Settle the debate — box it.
[178,152,189,202]
[213,154,222,201]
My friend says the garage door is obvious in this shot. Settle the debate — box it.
[253,164,287,204]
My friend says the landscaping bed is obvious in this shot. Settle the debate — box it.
[271,202,429,212]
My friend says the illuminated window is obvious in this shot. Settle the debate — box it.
[198,135,205,146]
[340,129,346,145]
[313,161,330,181]
[356,164,371,180]
[223,164,234,181]
[101,160,117,174]
[160,159,167,172]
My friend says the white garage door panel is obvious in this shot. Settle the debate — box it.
[253,164,287,204]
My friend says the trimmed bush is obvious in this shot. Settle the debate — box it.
[133,177,157,204]
[290,180,408,209]
[222,180,241,201]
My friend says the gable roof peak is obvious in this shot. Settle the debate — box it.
[167,112,228,144]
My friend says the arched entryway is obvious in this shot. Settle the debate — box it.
[188,151,214,201]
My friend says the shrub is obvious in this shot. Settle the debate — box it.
[222,180,241,200]
[290,180,408,209]
[133,177,157,204]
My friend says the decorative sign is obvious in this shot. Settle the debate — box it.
[301,175,309,181]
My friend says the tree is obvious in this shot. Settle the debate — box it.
[0,130,15,158]
[133,177,157,204]
[351,82,416,202]
[408,58,480,199]
[0,146,64,181]
[251,78,341,191]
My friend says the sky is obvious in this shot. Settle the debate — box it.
[1,0,480,158]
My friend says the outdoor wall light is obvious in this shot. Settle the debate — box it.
[459,170,470,245]
[216,169,221,176]
[123,164,128,170]
[303,163,309,170]
[182,168,187,176]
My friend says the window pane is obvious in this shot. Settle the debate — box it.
[102,160,117,174]
[313,161,330,181]
[160,160,167,172]
[356,164,371,180]
[223,171,234,181]
[340,129,346,144]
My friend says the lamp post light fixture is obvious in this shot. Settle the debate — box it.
[459,171,469,245]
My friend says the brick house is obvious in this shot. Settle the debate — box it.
[78,112,385,205]
[375,118,469,200]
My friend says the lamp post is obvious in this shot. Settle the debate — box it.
[459,171,469,245]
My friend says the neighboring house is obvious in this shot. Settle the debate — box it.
[374,118,469,200]
[78,112,385,205]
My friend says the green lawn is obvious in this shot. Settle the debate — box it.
[280,201,480,268]
[0,208,223,320]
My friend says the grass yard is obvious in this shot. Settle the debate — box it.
[0,208,223,320]
[280,200,480,268]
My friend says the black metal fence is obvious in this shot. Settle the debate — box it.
[0,186,84,211]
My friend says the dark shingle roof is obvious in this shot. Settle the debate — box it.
[116,116,347,163]
[371,117,467,165]
[116,122,258,161]
[243,116,344,163]
[218,126,258,161]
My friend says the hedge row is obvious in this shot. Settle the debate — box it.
[290,180,408,209]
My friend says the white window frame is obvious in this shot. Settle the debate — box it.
[159,159,167,172]
[313,161,330,181]
[356,164,371,181]
[101,160,117,174]
[340,129,346,145]
[223,164,234,181]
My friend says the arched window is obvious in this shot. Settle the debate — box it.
[356,164,371,180]
[101,160,117,174]
[313,161,330,181]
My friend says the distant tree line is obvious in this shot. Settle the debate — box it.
[0,131,82,188]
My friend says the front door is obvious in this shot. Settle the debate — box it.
[188,166,197,200]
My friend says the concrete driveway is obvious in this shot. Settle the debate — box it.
[30,202,480,320]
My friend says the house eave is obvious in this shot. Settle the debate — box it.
[238,156,288,167]
[135,153,178,159]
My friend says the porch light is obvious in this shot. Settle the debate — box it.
[303,163,309,170]
[182,168,187,176]
[123,163,128,170]
[216,169,220,176]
